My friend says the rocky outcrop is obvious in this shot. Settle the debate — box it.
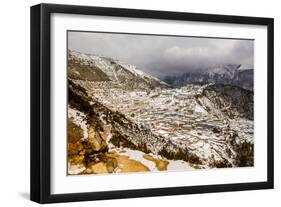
[67,118,85,167]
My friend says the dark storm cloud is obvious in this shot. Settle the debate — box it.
[68,31,254,78]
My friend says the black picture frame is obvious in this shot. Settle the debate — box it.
[30,3,274,204]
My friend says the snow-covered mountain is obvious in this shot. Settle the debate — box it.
[68,50,167,90]
[67,51,254,175]
[163,64,253,91]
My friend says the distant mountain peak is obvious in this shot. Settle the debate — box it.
[163,64,253,91]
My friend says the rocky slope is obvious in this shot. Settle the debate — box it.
[195,84,254,120]
[68,80,202,174]
[68,50,167,90]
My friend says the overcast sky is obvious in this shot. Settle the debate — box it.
[68,31,254,78]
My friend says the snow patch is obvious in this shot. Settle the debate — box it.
[68,106,88,140]
[68,164,86,175]
[114,147,195,172]
[116,148,157,171]
[194,104,207,114]
[167,160,194,171]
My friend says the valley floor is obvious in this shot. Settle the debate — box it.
[67,80,254,175]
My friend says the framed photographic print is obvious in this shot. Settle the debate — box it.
[30,3,274,203]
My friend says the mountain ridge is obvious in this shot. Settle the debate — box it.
[68,50,168,90]
[163,64,253,91]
